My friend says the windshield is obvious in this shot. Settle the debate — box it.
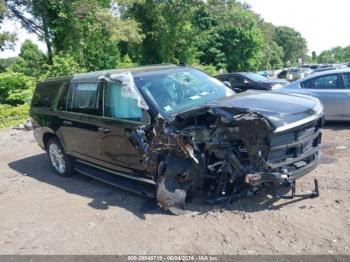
[134,68,234,116]
[245,72,267,82]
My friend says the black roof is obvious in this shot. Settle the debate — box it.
[40,64,180,84]
[72,64,178,82]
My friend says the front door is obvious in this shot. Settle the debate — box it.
[98,81,147,174]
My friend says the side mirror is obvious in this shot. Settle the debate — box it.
[233,87,243,93]
[244,79,252,85]
[223,81,231,88]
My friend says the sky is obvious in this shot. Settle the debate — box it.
[242,0,350,54]
[1,0,350,58]
[0,18,47,58]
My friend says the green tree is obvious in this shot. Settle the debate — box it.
[193,0,264,71]
[318,49,336,63]
[4,0,54,63]
[11,39,45,77]
[0,71,35,105]
[126,0,199,64]
[0,57,16,72]
[45,53,85,78]
[311,51,317,63]
[5,0,142,68]
[0,0,16,51]
[274,26,308,65]
[257,21,284,70]
[316,46,350,63]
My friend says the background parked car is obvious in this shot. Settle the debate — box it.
[256,70,274,79]
[333,63,348,69]
[215,72,289,92]
[310,64,333,70]
[278,69,350,121]
[311,66,336,74]
[277,67,313,81]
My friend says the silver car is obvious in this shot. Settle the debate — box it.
[278,67,313,81]
[279,69,350,121]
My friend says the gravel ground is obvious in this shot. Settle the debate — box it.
[0,123,349,255]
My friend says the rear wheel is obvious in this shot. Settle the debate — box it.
[47,137,74,177]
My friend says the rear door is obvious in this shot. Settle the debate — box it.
[342,73,350,119]
[98,80,147,174]
[57,81,103,161]
[300,73,345,120]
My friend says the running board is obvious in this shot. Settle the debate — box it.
[74,160,156,198]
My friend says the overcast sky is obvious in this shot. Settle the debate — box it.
[1,0,350,58]
[0,18,47,59]
[243,0,350,54]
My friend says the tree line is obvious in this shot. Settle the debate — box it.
[0,0,347,123]
[1,0,310,75]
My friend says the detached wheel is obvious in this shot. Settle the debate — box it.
[47,137,73,177]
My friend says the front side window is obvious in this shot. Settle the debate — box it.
[104,82,142,122]
[301,74,341,89]
[229,75,244,86]
[244,73,266,82]
[135,68,234,116]
[69,82,100,115]
[343,73,350,88]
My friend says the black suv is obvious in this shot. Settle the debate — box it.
[30,65,323,213]
[215,72,289,92]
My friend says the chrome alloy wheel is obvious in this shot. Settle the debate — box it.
[49,143,66,174]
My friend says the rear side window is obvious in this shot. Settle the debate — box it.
[69,82,100,115]
[343,73,350,88]
[104,82,142,121]
[301,74,342,89]
[31,81,62,108]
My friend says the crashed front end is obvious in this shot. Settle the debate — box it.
[146,106,323,213]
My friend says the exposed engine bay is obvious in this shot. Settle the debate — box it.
[131,106,323,214]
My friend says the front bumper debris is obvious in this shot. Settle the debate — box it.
[131,106,323,214]
[278,178,319,200]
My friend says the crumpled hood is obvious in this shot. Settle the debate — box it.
[215,91,323,131]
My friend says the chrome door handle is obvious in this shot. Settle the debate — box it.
[62,120,72,126]
[98,127,111,134]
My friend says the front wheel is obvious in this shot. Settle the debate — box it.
[47,137,74,177]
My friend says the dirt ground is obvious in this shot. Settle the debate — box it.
[0,123,349,255]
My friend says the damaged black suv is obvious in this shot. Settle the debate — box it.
[30,65,324,213]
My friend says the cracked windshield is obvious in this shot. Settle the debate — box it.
[135,69,234,115]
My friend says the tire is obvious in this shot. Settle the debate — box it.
[47,137,74,177]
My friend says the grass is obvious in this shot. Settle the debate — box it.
[0,104,30,129]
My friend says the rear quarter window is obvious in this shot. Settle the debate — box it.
[31,81,63,108]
